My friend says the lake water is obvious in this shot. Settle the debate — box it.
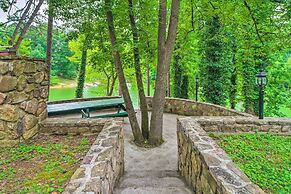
[49,86,291,117]
[49,85,141,108]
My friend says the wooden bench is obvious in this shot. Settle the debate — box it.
[47,98,128,118]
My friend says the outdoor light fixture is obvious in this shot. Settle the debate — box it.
[196,75,199,102]
[256,68,268,119]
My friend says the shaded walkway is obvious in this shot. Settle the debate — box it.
[114,113,193,194]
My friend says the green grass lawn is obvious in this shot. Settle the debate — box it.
[0,134,95,193]
[211,133,291,194]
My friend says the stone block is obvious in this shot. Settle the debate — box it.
[17,75,27,91]
[91,161,107,177]
[26,75,35,83]
[282,125,291,133]
[0,104,19,122]
[0,61,9,74]
[83,178,102,193]
[34,72,44,83]
[12,62,25,76]
[24,114,38,130]
[25,84,35,93]
[7,91,28,104]
[23,62,36,73]
[0,131,7,140]
[36,102,46,116]
[96,147,114,162]
[0,92,7,104]
[0,139,18,147]
[0,75,17,92]
[40,86,48,99]
[201,153,221,167]
[63,182,81,194]
[71,167,86,180]
[25,98,39,114]
[23,125,38,139]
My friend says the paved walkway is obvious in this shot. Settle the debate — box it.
[114,113,193,194]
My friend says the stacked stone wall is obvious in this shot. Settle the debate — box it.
[63,119,124,194]
[195,116,291,134]
[177,117,265,194]
[40,118,107,136]
[146,97,252,117]
[0,56,48,146]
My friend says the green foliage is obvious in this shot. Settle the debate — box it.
[200,16,230,106]
[215,133,291,194]
[50,76,60,86]
[0,136,92,193]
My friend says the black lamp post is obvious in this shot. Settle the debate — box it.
[256,68,267,119]
[196,75,199,102]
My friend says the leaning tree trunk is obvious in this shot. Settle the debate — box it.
[105,0,144,143]
[9,0,33,46]
[109,74,117,96]
[13,0,45,50]
[128,0,149,139]
[149,0,180,145]
[46,0,53,98]
[76,42,88,98]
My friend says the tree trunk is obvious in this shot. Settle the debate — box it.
[147,64,150,96]
[76,42,88,98]
[146,36,151,96]
[109,74,117,96]
[167,70,171,97]
[13,0,45,50]
[149,0,180,145]
[105,0,144,143]
[46,0,53,98]
[106,77,111,96]
[9,0,33,45]
[128,0,149,139]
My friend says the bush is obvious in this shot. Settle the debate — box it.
[50,76,59,86]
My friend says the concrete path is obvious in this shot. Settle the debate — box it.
[114,113,193,194]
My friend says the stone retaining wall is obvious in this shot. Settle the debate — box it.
[194,116,291,134]
[146,97,252,117]
[63,119,124,194]
[0,56,48,147]
[40,118,107,136]
[177,117,265,194]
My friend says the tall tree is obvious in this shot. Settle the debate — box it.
[105,0,144,143]
[127,0,149,139]
[200,16,228,106]
[8,0,33,45]
[13,0,45,50]
[75,36,89,98]
[46,0,54,96]
[149,0,180,145]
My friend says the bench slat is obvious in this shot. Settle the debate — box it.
[48,98,125,116]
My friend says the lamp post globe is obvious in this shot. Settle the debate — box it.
[256,68,267,119]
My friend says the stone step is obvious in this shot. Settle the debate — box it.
[123,170,181,178]
[117,176,188,188]
[114,186,193,194]
[114,170,193,194]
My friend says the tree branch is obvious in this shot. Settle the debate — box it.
[243,0,264,45]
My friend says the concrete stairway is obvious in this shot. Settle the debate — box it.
[113,113,193,194]
[114,170,193,194]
